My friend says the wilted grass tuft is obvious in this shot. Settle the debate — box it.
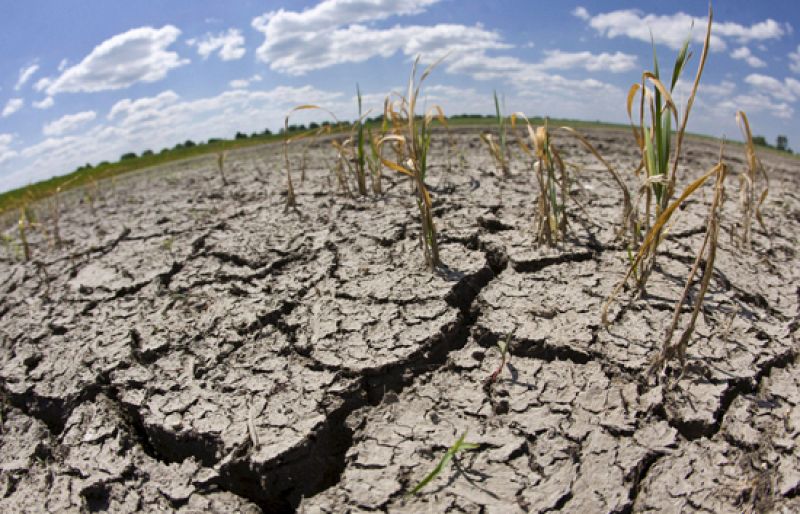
[607,5,712,299]
[283,105,337,210]
[354,84,368,196]
[407,431,480,496]
[513,115,569,246]
[481,91,510,175]
[734,110,769,248]
[380,56,447,270]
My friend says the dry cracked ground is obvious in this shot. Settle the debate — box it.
[0,128,798,513]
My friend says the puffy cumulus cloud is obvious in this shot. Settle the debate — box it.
[255,0,439,37]
[229,74,263,89]
[581,8,787,51]
[790,45,800,74]
[187,28,246,61]
[252,0,508,75]
[33,97,55,110]
[43,110,97,136]
[2,98,23,118]
[39,26,188,96]
[745,73,800,102]
[0,85,343,192]
[731,46,766,68]
[15,63,39,91]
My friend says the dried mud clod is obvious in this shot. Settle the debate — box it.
[0,129,799,513]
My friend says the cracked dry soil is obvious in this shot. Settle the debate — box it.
[1,128,798,513]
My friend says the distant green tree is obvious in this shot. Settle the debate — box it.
[208,138,222,144]
[752,135,768,147]
[184,140,196,148]
[263,128,272,136]
[120,152,137,160]
[141,149,154,157]
[235,131,248,140]
[776,135,789,152]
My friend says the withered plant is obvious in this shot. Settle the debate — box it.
[217,151,228,187]
[481,90,511,175]
[380,56,448,270]
[734,110,769,248]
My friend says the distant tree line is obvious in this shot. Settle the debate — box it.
[752,134,792,153]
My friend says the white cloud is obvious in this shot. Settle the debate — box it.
[790,45,800,73]
[229,74,263,89]
[718,92,793,120]
[0,134,16,165]
[33,76,52,92]
[745,73,800,102]
[731,46,766,68]
[702,80,737,98]
[41,26,188,95]
[187,28,246,61]
[15,63,39,91]
[572,6,590,21]
[58,58,69,71]
[583,9,786,51]
[2,98,23,117]
[251,0,508,75]
[108,90,180,121]
[33,97,55,109]
[537,50,636,72]
[43,110,97,136]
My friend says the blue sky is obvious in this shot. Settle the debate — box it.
[1,0,798,192]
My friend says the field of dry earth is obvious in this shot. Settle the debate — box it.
[1,127,798,513]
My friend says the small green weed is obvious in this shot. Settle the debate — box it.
[407,431,480,496]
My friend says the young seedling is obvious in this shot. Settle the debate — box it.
[380,56,447,270]
[484,332,512,385]
[480,90,510,175]
[734,110,769,248]
[407,431,480,496]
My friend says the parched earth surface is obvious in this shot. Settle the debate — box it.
[1,128,798,513]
